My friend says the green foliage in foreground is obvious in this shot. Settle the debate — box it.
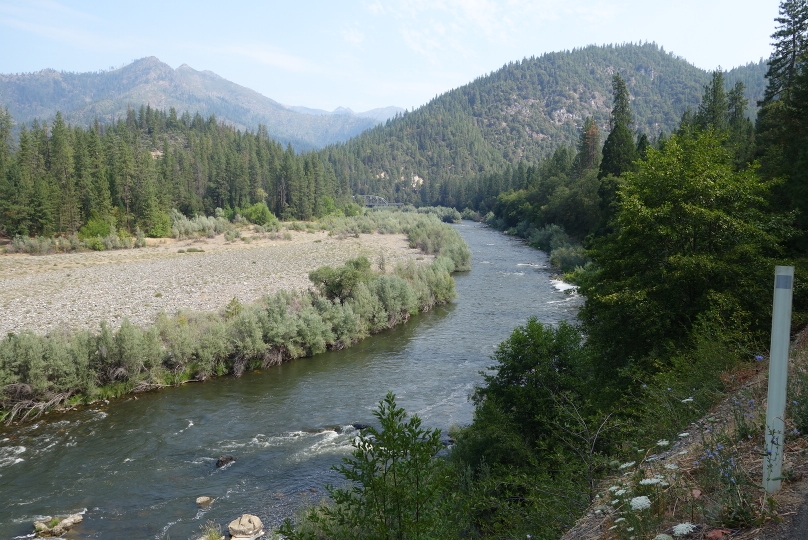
[579,130,790,380]
[0,215,466,422]
[278,313,752,539]
[280,393,447,540]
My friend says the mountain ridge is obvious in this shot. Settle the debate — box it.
[319,43,768,205]
[0,56,402,151]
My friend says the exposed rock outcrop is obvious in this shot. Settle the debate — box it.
[33,513,83,537]
[228,514,264,539]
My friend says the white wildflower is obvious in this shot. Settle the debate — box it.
[614,517,626,523]
[619,461,636,469]
[665,463,679,470]
[612,499,620,505]
[609,525,618,530]
[672,522,696,536]
[630,495,651,510]
[657,439,670,447]
[678,432,690,438]
[615,489,627,496]
[627,527,634,532]
[678,450,687,455]
[681,397,694,403]
[640,478,661,485]
[653,535,674,540]
[609,485,620,492]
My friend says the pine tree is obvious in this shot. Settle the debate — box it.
[574,117,600,176]
[49,112,80,233]
[756,0,808,249]
[763,0,808,105]
[695,70,729,132]
[599,74,639,180]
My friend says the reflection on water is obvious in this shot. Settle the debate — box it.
[0,222,581,539]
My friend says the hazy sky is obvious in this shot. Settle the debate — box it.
[0,0,779,112]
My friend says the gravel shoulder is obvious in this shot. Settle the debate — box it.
[0,230,429,336]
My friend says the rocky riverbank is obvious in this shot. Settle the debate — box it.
[0,229,429,336]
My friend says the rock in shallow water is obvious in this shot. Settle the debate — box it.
[216,455,235,468]
[228,513,264,539]
[33,513,83,537]
[196,495,213,507]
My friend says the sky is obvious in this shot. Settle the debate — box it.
[0,0,780,112]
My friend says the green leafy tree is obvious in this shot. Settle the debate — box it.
[280,392,447,540]
[580,130,789,378]
[309,256,375,304]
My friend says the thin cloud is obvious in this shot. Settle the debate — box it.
[342,26,365,46]
[1,17,131,51]
[224,45,321,74]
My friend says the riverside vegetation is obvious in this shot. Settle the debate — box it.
[0,210,470,424]
[278,3,808,538]
[2,4,808,537]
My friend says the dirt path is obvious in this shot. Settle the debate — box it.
[0,230,428,336]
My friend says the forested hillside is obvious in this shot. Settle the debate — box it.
[0,57,396,151]
[321,43,766,204]
[0,107,352,239]
[0,43,768,241]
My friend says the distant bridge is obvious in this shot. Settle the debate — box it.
[354,195,403,208]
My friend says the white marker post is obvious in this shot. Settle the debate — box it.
[764,265,794,493]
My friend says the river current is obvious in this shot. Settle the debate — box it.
[0,222,582,539]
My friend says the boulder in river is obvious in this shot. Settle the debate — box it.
[196,496,213,507]
[33,513,83,537]
[228,514,264,539]
[216,455,235,468]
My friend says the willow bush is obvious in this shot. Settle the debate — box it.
[0,213,466,422]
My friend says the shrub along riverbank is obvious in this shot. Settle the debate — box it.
[0,211,470,424]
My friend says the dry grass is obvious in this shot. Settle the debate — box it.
[562,329,808,540]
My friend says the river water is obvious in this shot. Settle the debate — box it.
[0,222,582,539]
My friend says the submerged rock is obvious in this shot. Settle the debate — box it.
[196,495,213,507]
[228,514,264,539]
[352,423,370,430]
[216,455,235,468]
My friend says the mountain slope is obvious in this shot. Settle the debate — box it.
[321,43,767,202]
[0,57,398,151]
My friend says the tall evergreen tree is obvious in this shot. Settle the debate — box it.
[695,70,729,132]
[756,0,808,248]
[599,74,639,181]
[49,112,80,233]
[597,75,640,231]
[574,117,600,175]
[763,0,808,105]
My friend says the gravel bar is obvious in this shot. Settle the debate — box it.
[0,230,430,336]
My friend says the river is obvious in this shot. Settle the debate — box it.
[0,222,582,539]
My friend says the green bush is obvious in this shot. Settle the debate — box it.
[78,217,112,239]
[84,236,106,251]
[0,213,468,421]
[241,202,278,227]
[280,392,447,539]
[147,211,172,238]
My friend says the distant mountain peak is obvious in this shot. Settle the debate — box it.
[0,58,398,150]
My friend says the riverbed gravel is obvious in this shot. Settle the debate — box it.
[0,230,428,336]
